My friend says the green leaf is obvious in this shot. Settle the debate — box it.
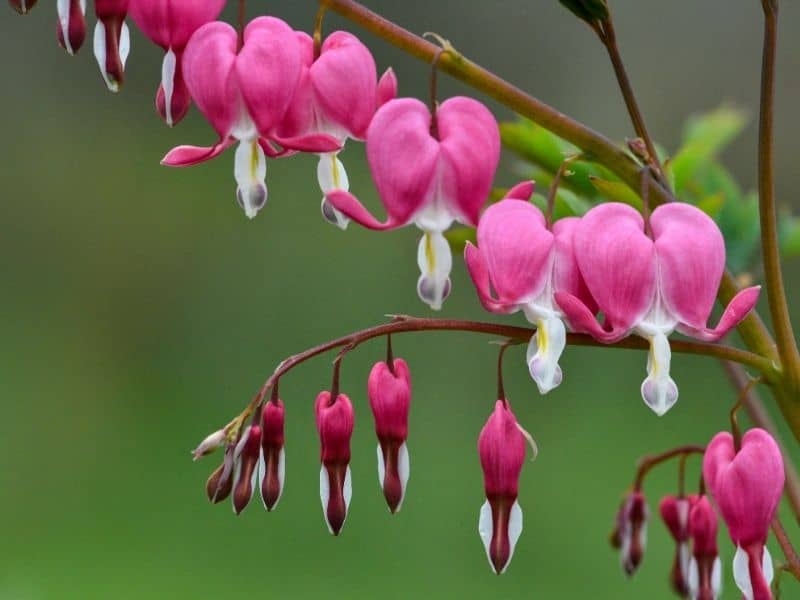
[716,189,760,273]
[779,216,800,259]
[696,193,725,218]
[558,0,609,23]
[588,177,642,209]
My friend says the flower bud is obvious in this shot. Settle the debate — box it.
[232,425,261,515]
[368,358,411,514]
[259,399,286,511]
[478,400,527,575]
[687,496,722,600]
[660,495,695,597]
[205,444,235,504]
[93,0,131,92]
[611,491,649,576]
[57,0,87,56]
[192,428,226,461]
[9,0,36,15]
[315,391,355,535]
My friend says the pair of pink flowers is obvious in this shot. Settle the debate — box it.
[465,194,760,413]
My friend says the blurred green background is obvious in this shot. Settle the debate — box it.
[1,1,799,598]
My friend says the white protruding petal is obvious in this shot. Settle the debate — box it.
[527,317,566,394]
[416,230,453,310]
[57,0,73,54]
[504,500,523,574]
[711,556,722,598]
[762,547,774,586]
[641,332,679,416]
[733,545,754,600]
[319,465,331,533]
[343,465,352,514]
[93,22,112,91]
[688,557,699,599]
[275,448,286,509]
[478,500,494,571]
[256,448,266,506]
[119,22,130,68]
[396,442,410,512]
[161,49,177,127]
[679,542,691,584]
[376,444,385,488]
[234,139,268,219]
[317,153,351,230]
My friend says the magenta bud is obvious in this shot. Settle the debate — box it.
[9,0,36,14]
[56,0,87,55]
[477,400,527,575]
[259,399,286,511]
[315,391,354,536]
[659,494,696,597]
[368,358,411,514]
[687,496,721,600]
[611,492,649,576]
[376,67,398,109]
[232,425,262,515]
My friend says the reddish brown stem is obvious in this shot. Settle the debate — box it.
[633,445,706,491]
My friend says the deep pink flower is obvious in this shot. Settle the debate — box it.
[57,0,87,55]
[368,357,411,514]
[703,429,783,600]
[687,496,722,600]
[231,424,262,515]
[258,399,285,511]
[478,400,527,575]
[278,31,397,229]
[93,0,131,92]
[327,96,500,310]
[556,202,760,415]
[660,495,695,597]
[161,18,340,219]
[465,183,596,393]
[129,0,225,126]
[316,391,355,536]
[611,491,649,576]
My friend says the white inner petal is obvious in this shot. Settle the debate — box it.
[526,317,566,395]
[119,22,130,68]
[234,139,268,219]
[640,332,679,416]
[503,500,523,575]
[416,230,453,311]
[276,448,286,509]
[375,444,385,488]
[712,556,722,598]
[762,547,773,586]
[56,0,73,54]
[478,500,494,572]
[733,545,753,600]
[397,442,410,512]
[161,48,177,127]
[688,557,699,599]
[319,465,332,534]
[317,153,350,230]
[679,542,691,584]
[92,22,111,90]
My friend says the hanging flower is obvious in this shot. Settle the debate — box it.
[315,390,355,535]
[660,494,695,597]
[258,398,286,511]
[687,495,722,600]
[610,491,650,576]
[57,0,87,55]
[93,0,131,92]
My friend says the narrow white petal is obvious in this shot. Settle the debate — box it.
[478,500,495,572]
[416,230,453,310]
[119,22,130,67]
[234,139,268,219]
[688,557,699,599]
[161,49,177,126]
[319,465,332,534]
[317,153,351,229]
[275,447,286,509]
[376,444,385,488]
[343,465,352,513]
[92,22,113,91]
[641,332,679,416]
[527,316,566,394]
[56,0,73,55]
[396,442,410,511]
[502,500,523,574]
[762,546,773,586]
[256,448,266,508]
[679,542,691,583]
[733,545,754,600]
[711,556,722,598]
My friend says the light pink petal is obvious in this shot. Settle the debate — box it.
[275,32,315,140]
[504,181,535,201]
[325,191,404,231]
[574,202,656,334]
[365,98,440,225]
[129,0,225,50]
[437,97,501,226]
[464,242,516,314]
[273,133,341,154]
[476,196,552,305]
[160,137,234,166]
[313,31,377,140]
[237,17,302,136]
[552,217,598,313]
[181,21,239,138]
[376,68,398,108]
[678,286,761,342]
[555,291,626,343]
[652,203,726,331]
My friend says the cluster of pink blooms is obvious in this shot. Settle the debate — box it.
[614,428,784,599]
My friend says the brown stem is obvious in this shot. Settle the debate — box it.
[678,453,689,497]
[313,3,326,60]
[496,341,513,400]
[545,155,580,228]
[771,516,800,581]
[634,445,706,491]
[385,333,396,375]
[237,0,246,50]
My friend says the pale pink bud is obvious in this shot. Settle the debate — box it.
[611,492,649,576]
[192,428,226,461]
[232,425,261,515]
[703,429,783,600]
[660,494,695,597]
[259,399,286,511]
[687,496,722,600]
[478,400,526,575]
[315,391,354,535]
[368,358,411,514]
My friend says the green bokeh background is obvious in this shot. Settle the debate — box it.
[1,2,799,598]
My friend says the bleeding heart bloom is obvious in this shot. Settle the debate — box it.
[556,202,760,416]
[327,96,500,310]
[660,495,695,597]
[129,0,225,126]
[231,424,262,515]
[478,400,527,575]
[258,398,285,511]
[703,429,783,600]
[368,357,411,514]
[610,491,650,576]
[465,183,596,394]
[316,391,355,536]
[93,0,131,92]
[9,0,36,14]
[161,18,340,219]
[687,495,722,600]
[278,31,397,229]
[57,0,86,55]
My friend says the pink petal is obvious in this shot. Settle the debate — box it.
[573,202,656,336]
[273,133,341,154]
[652,203,726,331]
[181,21,239,138]
[275,32,316,140]
[555,291,624,343]
[365,98,440,225]
[678,286,761,342]
[376,68,398,108]
[160,137,233,166]
[552,217,598,313]
[464,242,515,314]
[325,190,404,231]
[437,97,500,226]
[129,0,225,50]
[505,181,535,201]
[237,17,302,136]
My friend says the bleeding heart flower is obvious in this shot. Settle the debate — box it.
[93,0,131,92]
[556,202,760,416]
[703,429,783,600]
[326,96,500,310]
[56,0,87,55]
[465,183,596,394]
[258,398,285,511]
[610,491,650,576]
[278,30,397,229]
[128,0,225,126]
[478,400,528,575]
[368,356,411,514]
[161,17,340,219]
[660,494,696,597]
[687,495,722,600]
[316,390,355,536]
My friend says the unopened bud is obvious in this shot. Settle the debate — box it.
[192,429,226,461]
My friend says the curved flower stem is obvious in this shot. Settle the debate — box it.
[633,445,706,491]
[758,1,800,383]
[771,516,800,581]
